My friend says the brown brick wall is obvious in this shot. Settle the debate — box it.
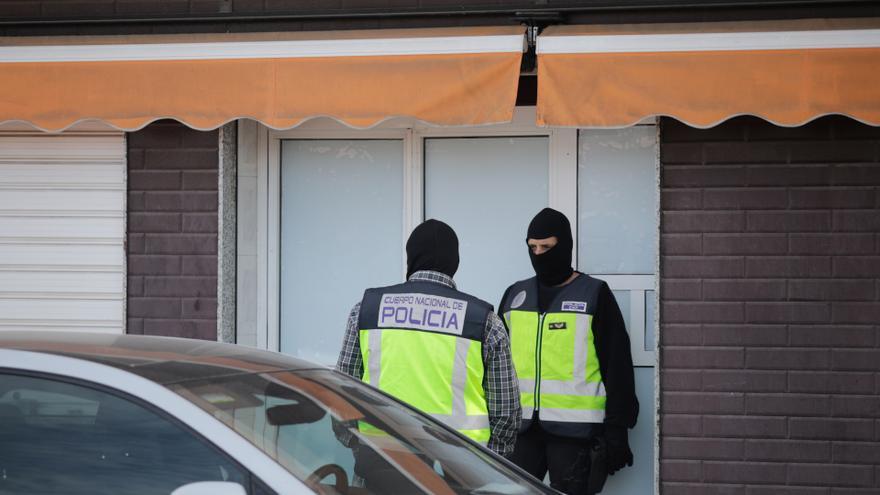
[127,120,219,340]
[659,116,880,494]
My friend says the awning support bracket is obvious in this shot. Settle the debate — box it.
[515,11,562,74]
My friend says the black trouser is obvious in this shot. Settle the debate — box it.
[509,421,594,495]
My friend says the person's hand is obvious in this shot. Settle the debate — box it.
[603,425,633,475]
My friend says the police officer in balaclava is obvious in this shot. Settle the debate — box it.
[498,208,639,495]
[337,219,521,464]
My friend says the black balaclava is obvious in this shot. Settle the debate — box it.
[527,208,574,286]
[406,219,460,279]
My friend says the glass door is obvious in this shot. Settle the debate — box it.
[279,139,404,363]
[423,136,550,305]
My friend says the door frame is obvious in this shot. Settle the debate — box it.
[238,106,656,364]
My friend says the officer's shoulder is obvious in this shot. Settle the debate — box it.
[499,276,534,309]
[577,272,607,288]
[460,290,494,311]
[578,272,611,292]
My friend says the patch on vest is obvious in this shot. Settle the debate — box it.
[561,301,587,313]
[379,292,468,335]
[510,290,527,309]
[548,322,567,330]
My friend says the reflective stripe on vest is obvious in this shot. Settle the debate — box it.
[504,308,606,425]
[360,328,490,445]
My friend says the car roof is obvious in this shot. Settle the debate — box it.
[0,331,326,385]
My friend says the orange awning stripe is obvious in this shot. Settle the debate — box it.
[0,27,525,131]
[537,19,880,128]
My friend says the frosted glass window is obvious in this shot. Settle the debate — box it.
[612,290,631,332]
[578,128,657,274]
[280,140,403,364]
[424,137,548,305]
[645,290,656,352]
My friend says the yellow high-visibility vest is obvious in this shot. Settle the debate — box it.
[500,274,606,437]
[358,281,492,445]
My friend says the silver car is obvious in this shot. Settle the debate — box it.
[0,332,554,495]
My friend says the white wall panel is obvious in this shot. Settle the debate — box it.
[0,131,125,334]
[0,217,123,238]
[0,243,123,268]
[0,271,123,294]
[0,299,122,320]
[0,189,124,210]
[0,136,125,159]
[0,163,124,185]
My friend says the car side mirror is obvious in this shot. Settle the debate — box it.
[263,382,327,426]
[171,481,247,495]
[266,402,326,426]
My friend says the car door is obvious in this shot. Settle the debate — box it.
[0,371,275,495]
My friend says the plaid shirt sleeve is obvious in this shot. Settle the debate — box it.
[336,302,363,379]
[483,312,522,457]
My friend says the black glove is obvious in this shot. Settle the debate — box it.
[603,424,633,475]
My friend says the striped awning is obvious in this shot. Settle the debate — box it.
[537,18,880,128]
[0,26,525,132]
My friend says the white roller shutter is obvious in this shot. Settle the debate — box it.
[0,129,125,333]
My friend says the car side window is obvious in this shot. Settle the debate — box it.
[0,372,255,495]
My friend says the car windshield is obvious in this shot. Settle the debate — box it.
[167,369,550,495]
